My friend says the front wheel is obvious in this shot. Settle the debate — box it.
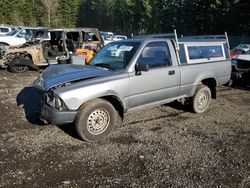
[75,99,117,142]
[192,85,211,113]
[8,57,31,73]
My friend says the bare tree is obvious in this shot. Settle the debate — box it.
[41,0,59,27]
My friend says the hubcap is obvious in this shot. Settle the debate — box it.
[197,91,209,110]
[87,109,110,135]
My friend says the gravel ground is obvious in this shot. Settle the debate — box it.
[0,70,249,188]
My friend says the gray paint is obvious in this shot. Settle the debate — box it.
[34,38,231,123]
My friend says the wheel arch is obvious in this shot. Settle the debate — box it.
[0,42,10,46]
[100,95,125,120]
[25,53,33,61]
[13,52,34,66]
[13,52,40,70]
[200,78,217,99]
[77,95,125,120]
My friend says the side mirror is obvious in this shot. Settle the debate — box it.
[135,63,149,75]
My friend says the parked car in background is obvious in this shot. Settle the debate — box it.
[0,27,103,73]
[230,49,243,59]
[34,33,231,142]
[101,31,114,45]
[51,28,104,53]
[112,35,127,41]
[231,50,250,84]
[0,27,49,49]
[233,44,250,53]
[0,25,13,35]
[104,32,114,39]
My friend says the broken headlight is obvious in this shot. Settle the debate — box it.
[45,91,67,110]
[33,76,45,90]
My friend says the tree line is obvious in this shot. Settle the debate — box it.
[0,0,249,35]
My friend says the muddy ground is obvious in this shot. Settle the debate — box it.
[0,69,249,188]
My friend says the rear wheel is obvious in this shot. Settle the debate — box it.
[192,85,211,113]
[8,57,31,73]
[75,99,117,142]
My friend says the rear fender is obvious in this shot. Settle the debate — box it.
[187,75,217,98]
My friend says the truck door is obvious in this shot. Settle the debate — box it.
[128,41,179,108]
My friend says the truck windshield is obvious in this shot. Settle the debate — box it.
[90,41,141,70]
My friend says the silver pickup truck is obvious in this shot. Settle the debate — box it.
[34,35,231,142]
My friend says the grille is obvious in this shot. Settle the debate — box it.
[237,60,250,69]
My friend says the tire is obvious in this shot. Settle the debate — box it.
[75,99,117,142]
[8,57,30,73]
[0,43,9,50]
[192,85,211,114]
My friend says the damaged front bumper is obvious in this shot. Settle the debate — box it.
[40,100,77,125]
[231,65,250,79]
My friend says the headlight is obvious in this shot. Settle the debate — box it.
[37,77,44,86]
[34,77,45,90]
[231,59,237,65]
[45,91,66,110]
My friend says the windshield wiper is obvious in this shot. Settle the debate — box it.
[94,63,116,71]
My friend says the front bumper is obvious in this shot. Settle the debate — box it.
[231,65,250,79]
[40,102,77,125]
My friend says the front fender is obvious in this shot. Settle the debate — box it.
[54,76,129,111]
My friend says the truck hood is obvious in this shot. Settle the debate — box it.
[34,64,114,91]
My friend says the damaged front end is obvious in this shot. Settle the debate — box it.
[34,64,113,124]
[40,89,77,125]
[231,59,250,84]
[0,42,45,70]
[34,70,77,124]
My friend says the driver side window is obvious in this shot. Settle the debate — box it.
[137,42,171,68]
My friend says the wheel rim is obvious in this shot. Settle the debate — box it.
[197,91,209,110]
[14,65,27,72]
[87,109,110,135]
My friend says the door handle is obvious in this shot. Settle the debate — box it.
[168,70,175,75]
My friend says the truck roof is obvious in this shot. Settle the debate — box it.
[111,37,227,44]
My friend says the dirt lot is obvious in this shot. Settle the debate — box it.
[0,70,249,188]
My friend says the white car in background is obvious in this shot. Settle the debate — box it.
[233,44,250,53]
[101,31,115,45]
[112,35,127,41]
[233,50,250,61]
[0,26,13,35]
[0,27,49,49]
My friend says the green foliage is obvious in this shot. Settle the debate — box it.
[58,0,81,27]
[0,0,249,35]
